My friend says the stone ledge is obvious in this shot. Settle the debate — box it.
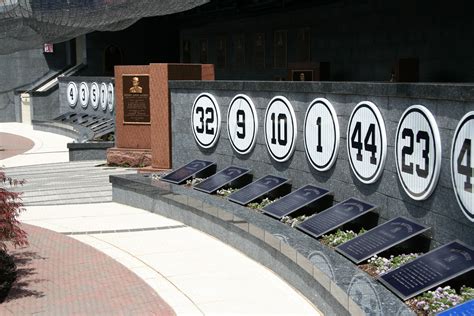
[110,173,414,316]
[169,80,474,102]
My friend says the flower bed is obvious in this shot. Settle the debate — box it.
[407,286,474,315]
[320,228,366,247]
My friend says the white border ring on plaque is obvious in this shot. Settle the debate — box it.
[347,101,387,184]
[66,82,78,108]
[107,83,114,113]
[191,93,221,149]
[395,105,441,200]
[79,82,89,109]
[304,98,340,171]
[264,96,297,163]
[100,83,108,111]
[451,112,474,222]
[90,82,100,110]
[227,94,258,155]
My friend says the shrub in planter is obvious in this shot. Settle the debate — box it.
[320,228,366,248]
[0,169,27,250]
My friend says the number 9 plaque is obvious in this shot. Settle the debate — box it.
[395,105,441,200]
[451,112,474,222]
[227,94,258,155]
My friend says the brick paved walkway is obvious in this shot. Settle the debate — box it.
[0,224,175,315]
[0,133,34,160]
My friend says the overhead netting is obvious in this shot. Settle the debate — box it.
[0,0,209,55]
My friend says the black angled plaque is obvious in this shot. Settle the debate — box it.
[379,241,474,301]
[336,216,430,264]
[262,184,333,219]
[228,175,289,205]
[193,166,251,194]
[161,160,216,185]
[296,198,377,238]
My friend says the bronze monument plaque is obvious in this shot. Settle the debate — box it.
[123,75,150,124]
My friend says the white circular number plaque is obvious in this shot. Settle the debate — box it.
[395,105,441,200]
[451,112,474,222]
[90,82,100,110]
[79,82,89,108]
[67,82,78,107]
[304,98,340,171]
[100,83,108,111]
[347,101,387,184]
[107,83,114,112]
[227,94,258,155]
[264,96,297,163]
[191,93,221,149]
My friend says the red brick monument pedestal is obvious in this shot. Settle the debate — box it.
[107,63,214,169]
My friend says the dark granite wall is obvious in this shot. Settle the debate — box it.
[169,81,474,248]
[180,0,474,82]
[0,44,70,122]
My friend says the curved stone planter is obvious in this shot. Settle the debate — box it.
[110,173,414,316]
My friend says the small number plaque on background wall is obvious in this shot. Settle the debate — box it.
[67,82,78,107]
[79,82,89,108]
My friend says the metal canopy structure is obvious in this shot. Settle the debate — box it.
[0,0,209,55]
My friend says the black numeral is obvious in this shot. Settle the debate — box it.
[236,110,245,139]
[400,128,430,178]
[351,122,377,165]
[416,131,430,178]
[81,89,86,101]
[457,138,473,192]
[69,88,74,98]
[270,113,288,146]
[316,117,323,153]
[401,128,414,174]
[195,107,215,135]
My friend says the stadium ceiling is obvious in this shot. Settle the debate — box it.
[0,0,209,55]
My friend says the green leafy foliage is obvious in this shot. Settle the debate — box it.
[320,228,366,247]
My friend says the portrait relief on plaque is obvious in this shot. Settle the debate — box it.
[122,75,150,124]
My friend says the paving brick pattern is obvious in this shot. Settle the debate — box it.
[0,224,175,315]
[0,133,34,160]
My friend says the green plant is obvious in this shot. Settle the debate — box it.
[0,169,27,250]
[216,187,237,197]
[247,197,277,210]
[366,253,420,275]
[185,177,206,186]
[281,215,309,227]
[408,286,474,315]
[320,228,366,247]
